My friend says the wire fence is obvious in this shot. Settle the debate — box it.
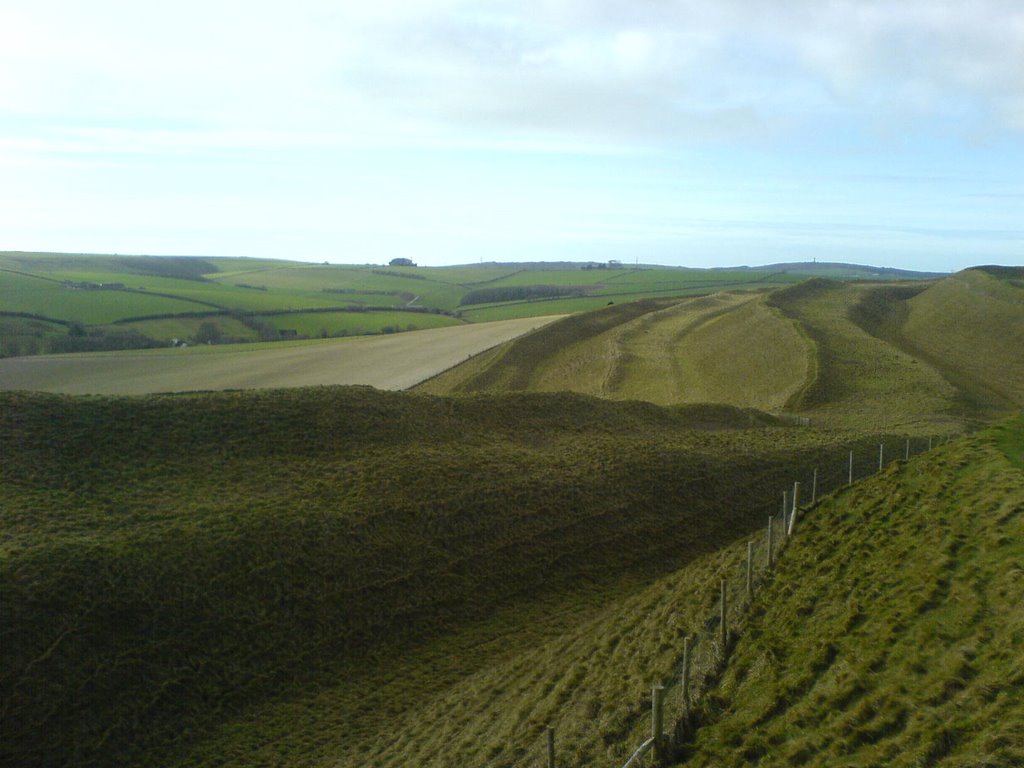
[534,431,950,768]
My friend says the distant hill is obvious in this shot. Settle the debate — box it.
[419,270,1024,433]
[718,261,947,280]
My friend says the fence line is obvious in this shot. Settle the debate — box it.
[534,431,947,768]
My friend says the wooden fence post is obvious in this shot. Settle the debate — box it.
[719,579,728,659]
[849,450,854,486]
[767,516,774,566]
[878,443,884,472]
[781,491,788,539]
[652,686,665,761]
[547,726,555,768]
[905,438,910,460]
[746,541,753,598]
[811,468,818,505]
[681,636,691,716]
[788,482,800,536]
[928,436,933,451]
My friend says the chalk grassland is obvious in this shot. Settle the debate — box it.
[684,415,1024,767]
[901,268,1024,410]
[420,293,811,412]
[1,387,875,768]
[424,272,1024,434]
[0,316,559,395]
[764,279,962,432]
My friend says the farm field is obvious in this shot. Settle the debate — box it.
[0,316,558,395]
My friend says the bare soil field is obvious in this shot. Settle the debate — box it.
[0,316,561,395]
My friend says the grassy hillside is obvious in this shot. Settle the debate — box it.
[681,414,1024,766]
[900,268,1024,410]
[421,270,1024,435]
[0,386,909,768]
[417,292,812,410]
[765,279,962,432]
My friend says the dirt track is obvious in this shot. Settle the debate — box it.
[0,317,562,395]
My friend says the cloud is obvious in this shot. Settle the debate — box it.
[4,0,1023,153]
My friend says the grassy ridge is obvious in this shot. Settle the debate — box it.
[0,386,889,768]
[424,272,1023,433]
[618,294,810,410]
[766,279,963,432]
[417,294,803,402]
[683,416,1024,766]
[901,269,1024,410]
[420,298,682,393]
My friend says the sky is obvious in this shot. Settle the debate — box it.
[0,0,1022,272]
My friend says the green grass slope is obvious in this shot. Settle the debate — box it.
[168,533,754,768]
[417,298,681,394]
[418,292,813,412]
[652,294,811,411]
[425,271,1022,434]
[900,268,1024,411]
[682,415,1024,767]
[767,279,963,433]
[1,387,878,768]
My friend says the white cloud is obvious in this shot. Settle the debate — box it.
[3,0,1023,148]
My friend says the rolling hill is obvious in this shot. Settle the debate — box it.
[1,260,1022,768]
[419,269,1024,435]
[1,387,897,767]
[0,251,935,359]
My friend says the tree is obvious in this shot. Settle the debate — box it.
[195,321,222,344]
[389,257,416,267]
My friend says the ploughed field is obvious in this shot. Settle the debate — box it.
[0,316,560,395]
